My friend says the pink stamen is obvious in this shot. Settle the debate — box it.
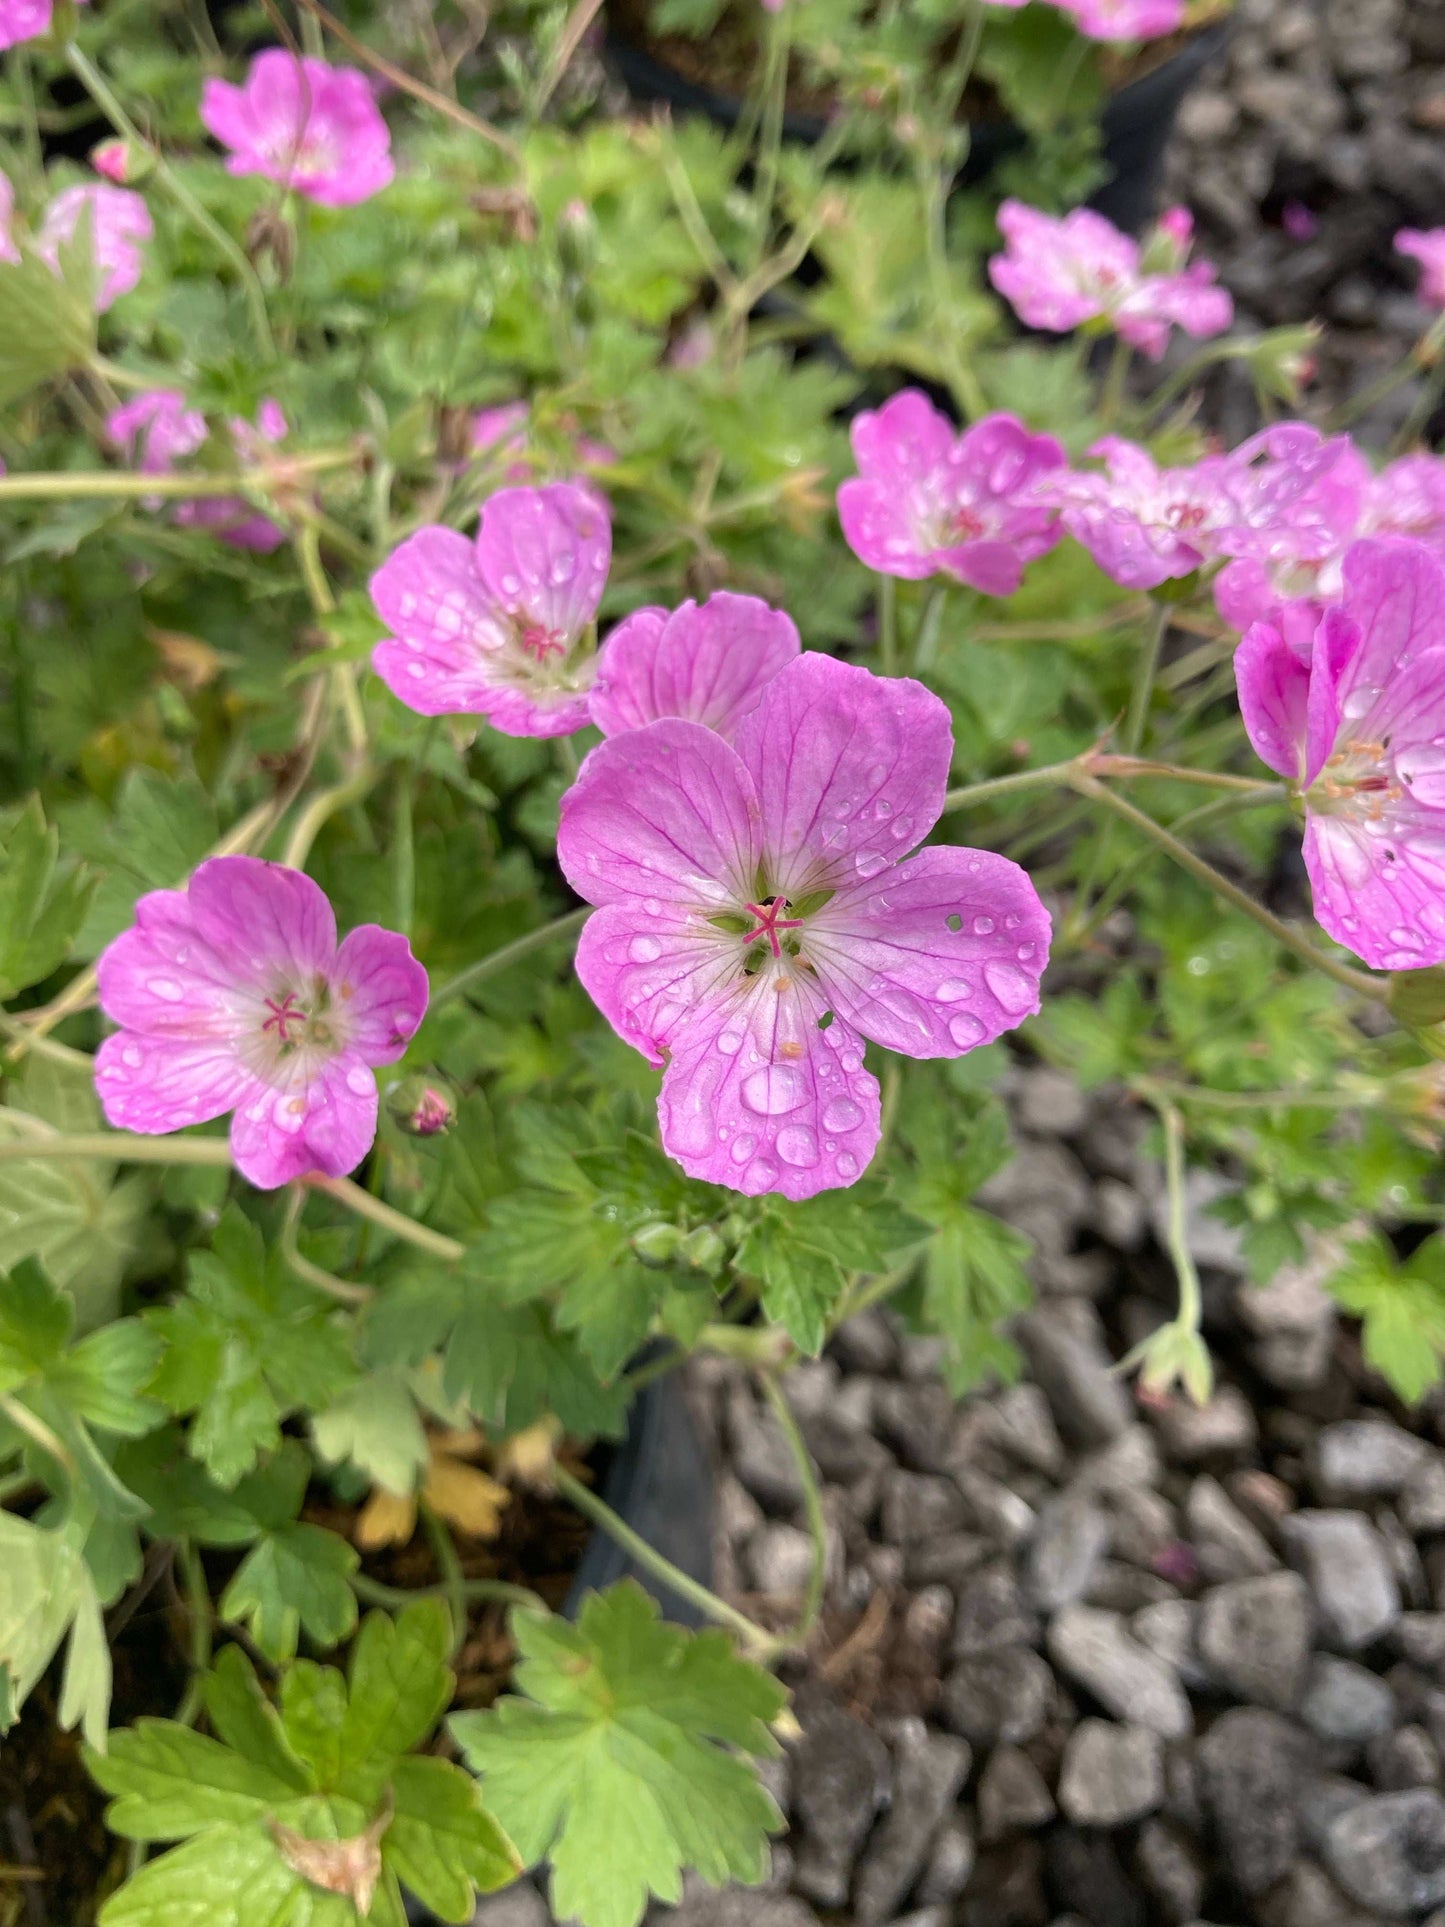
[262,991,304,1044]
[519,621,565,663]
[743,896,805,960]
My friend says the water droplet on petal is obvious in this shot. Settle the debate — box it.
[973,916,995,936]
[949,1012,986,1047]
[121,1044,143,1069]
[629,935,663,963]
[345,1065,373,1096]
[741,1065,806,1115]
[731,1133,756,1164]
[717,1031,743,1056]
[1017,942,1036,961]
[148,976,183,1002]
[836,1152,860,1179]
[823,1096,863,1131]
[935,979,971,1003]
[776,1125,819,1168]
[983,960,1035,1013]
[840,1051,862,1074]
[855,849,889,880]
[748,1155,780,1188]
[643,897,662,916]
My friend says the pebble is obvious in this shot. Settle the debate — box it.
[471,1881,552,1927]
[1044,1830,1147,1927]
[1369,1723,1442,1791]
[977,1744,1057,1842]
[1133,1817,1206,1923]
[938,1646,1055,1747]
[746,1523,816,1597]
[1016,1308,1133,1448]
[1197,1572,1314,1711]
[879,1470,967,1546]
[852,1728,971,1927]
[1300,1654,1398,1744]
[1151,1385,1260,1465]
[952,1560,1039,1657]
[1314,1420,1431,1498]
[1023,1493,1112,1612]
[1284,1511,1403,1652]
[1402,1458,1445,1537]
[1187,1474,1279,1583]
[915,1816,976,1905]
[1016,1067,1090,1137]
[1397,1613,1445,1674]
[1058,1720,1164,1827]
[1197,1708,1311,1895]
[1325,1788,1445,1913]
[980,1382,1066,1480]
[1048,1604,1193,1738]
[1236,1241,1342,1391]
[729,1392,807,1514]
[789,1693,892,1909]
[659,1892,823,1927]
[1132,1598,1210,1691]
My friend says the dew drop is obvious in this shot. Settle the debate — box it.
[875,799,893,818]
[730,1133,757,1164]
[741,1065,806,1115]
[643,897,662,916]
[748,1156,780,1188]
[840,1051,863,1074]
[121,1043,143,1069]
[629,935,663,963]
[948,1012,986,1047]
[1004,913,1020,931]
[855,849,889,880]
[823,1096,863,1131]
[148,976,183,1002]
[935,979,971,1002]
[984,960,1035,1013]
[1390,925,1426,953]
[973,915,995,936]
[1017,942,1036,962]
[837,1152,859,1179]
[345,1065,373,1096]
[717,1031,743,1056]
[776,1124,819,1168]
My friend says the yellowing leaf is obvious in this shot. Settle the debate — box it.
[269,1795,391,1917]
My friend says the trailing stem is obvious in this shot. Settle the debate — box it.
[758,1373,827,1648]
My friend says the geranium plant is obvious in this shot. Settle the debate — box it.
[3,1,1445,1924]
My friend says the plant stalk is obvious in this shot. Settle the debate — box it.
[431,906,591,1010]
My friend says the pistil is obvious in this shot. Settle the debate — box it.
[743,896,805,960]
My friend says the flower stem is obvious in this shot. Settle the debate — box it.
[877,576,897,675]
[65,43,276,360]
[758,1373,827,1648]
[419,1502,469,1658]
[351,1571,545,1613]
[305,1174,466,1262]
[940,759,1081,813]
[280,763,377,870]
[431,905,591,1011]
[1159,1103,1202,1339]
[551,1463,782,1659]
[1124,602,1169,755]
[0,1132,235,1167]
[1068,772,1387,1001]
[281,1186,373,1305]
[1100,334,1134,425]
[0,452,354,502]
[173,1541,213,1727]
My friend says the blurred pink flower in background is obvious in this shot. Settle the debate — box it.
[0,0,87,53]
[472,400,614,515]
[838,390,1066,594]
[1054,0,1182,37]
[1397,228,1445,309]
[200,51,393,207]
[174,401,291,553]
[0,170,18,265]
[37,182,151,311]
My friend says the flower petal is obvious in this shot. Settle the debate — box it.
[228,1051,379,1189]
[1304,806,1445,970]
[370,525,511,718]
[186,857,338,984]
[806,845,1051,1056]
[332,925,429,1065]
[590,594,799,741]
[575,902,741,1066]
[1335,538,1445,723]
[95,1031,252,1134]
[734,654,952,898]
[657,966,880,1201]
[557,718,761,910]
[474,484,610,648]
[1234,621,1310,780]
[96,886,248,1036]
[1304,606,1361,787]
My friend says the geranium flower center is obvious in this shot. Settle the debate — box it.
[1309,739,1401,819]
[743,896,805,960]
[256,979,345,1066]
[262,991,304,1045]
[518,620,566,663]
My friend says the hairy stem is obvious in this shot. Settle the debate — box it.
[940,759,1081,813]
[551,1464,781,1659]
[758,1374,827,1647]
[305,1174,466,1262]
[280,1187,373,1306]
[431,905,591,1010]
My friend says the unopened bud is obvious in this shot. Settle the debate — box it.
[389,1077,455,1137]
[680,1225,725,1274]
[92,139,144,185]
[632,1221,685,1265]
[246,206,295,282]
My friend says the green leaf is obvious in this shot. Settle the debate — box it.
[0,1058,146,1318]
[0,241,96,408]
[0,797,95,998]
[220,1521,359,1664]
[75,768,221,957]
[734,1183,926,1355]
[311,1371,428,1498]
[453,1583,785,1927]
[385,1756,522,1921]
[87,1720,308,1839]
[0,1511,111,1747]
[146,1206,356,1486]
[444,1293,629,1440]
[1327,1230,1445,1404]
[337,1600,453,1802]
[94,1818,376,1927]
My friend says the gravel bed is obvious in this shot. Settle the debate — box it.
[1163,0,1445,447]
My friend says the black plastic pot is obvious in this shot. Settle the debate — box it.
[605,19,1231,236]
[563,1368,716,1626]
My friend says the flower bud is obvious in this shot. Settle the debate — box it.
[632,1221,685,1265]
[92,139,146,185]
[680,1225,726,1274]
[388,1077,455,1137]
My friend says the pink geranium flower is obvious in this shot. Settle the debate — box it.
[95,857,428,1190]
[837,392,1066,594]
[1054,0,1183,39]
[590,593,799,741]
[1049,425,1358,594]
[0,0,86,52]
[91,141,133,186]
[1397,228,1445,310]
[989,200,1232,361]
[1235,539,1445,971]
[371,483,611,737]
[107,389,207,477]
[200,52,393,208]
[557,654,1051,1200]
[37,183,151,312]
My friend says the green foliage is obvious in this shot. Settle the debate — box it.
[89,1602,522,1927]
[735,1182,927,1354]
[453,1584,785,1927]
[0,796,95,997]
[145,1207,356,1487]
[0,1509,110,1748]
[1327,1231,1445,1405]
